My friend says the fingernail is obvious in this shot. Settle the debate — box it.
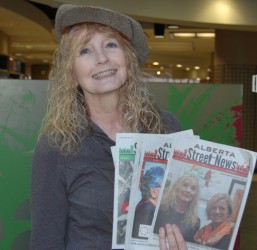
[159,227,165,236]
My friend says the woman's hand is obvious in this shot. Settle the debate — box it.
[159,224,188,250]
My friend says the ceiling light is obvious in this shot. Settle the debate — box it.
[194,66,200,70]
[172,33,195,38]
[153,62,160,66]
[167,25,179,29]
[176,64,182,68]
[196,33,215,38]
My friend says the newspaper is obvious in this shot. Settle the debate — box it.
[148,135,256,250]
[113,133,256,250]
[112,130,194,249]
[124,131,195,250]
[112,133,144,249]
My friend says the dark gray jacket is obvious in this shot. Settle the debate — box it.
[30,111,181,250]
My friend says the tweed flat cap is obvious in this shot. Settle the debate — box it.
[55,4,149,66]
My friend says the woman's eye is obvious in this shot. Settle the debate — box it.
[80,48,89,56]
[107,42,118,48]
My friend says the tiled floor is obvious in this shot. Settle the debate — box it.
[239,175,257,250]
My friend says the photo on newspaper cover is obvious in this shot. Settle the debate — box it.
[116,160,134,243]
[132,161,167,240]
[150,136,255,250]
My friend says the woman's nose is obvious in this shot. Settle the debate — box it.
[95,48,108,64]
[214,207,221,213]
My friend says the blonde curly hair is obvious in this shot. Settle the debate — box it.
[40,23,168,155]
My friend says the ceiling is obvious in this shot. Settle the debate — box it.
[0,0,242,79]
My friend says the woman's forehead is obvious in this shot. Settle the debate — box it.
[75,28,118,44]
[183,176,197,184]
[213,198,227,206]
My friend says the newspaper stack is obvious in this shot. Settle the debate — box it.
[111,130,257,250]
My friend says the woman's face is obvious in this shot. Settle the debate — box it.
[210,198,230,226]
[176,177,198,203]
[73,30,127,97]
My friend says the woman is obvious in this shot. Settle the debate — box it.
[154,175,200,243]
[30,4,182,250]
[132,166,165,239]
[194,193,235,250]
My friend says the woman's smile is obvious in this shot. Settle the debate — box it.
[92,69,118,79]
